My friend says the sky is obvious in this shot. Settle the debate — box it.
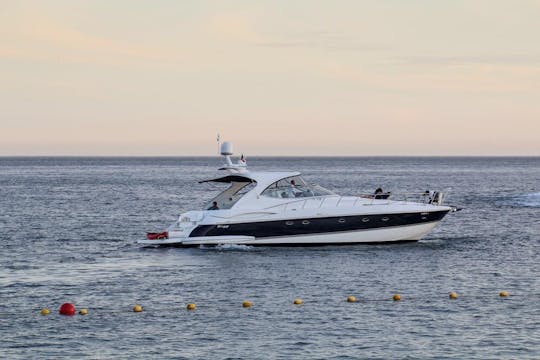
[1,0,539,156]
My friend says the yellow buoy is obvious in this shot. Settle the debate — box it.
[186,303,196,310]
[293,298,303,305]
[40,308,50,316]
[133,305,143,312]
[347,295,356,303]
[79,308,88,315]
[499,290,509,297]
[449,292,458,299]
[242,300,252,308]
[393,294,401,301]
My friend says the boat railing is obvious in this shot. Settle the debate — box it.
[264,189,450,211]
[359,188,451,206]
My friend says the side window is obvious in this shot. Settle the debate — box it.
[206,181,256,209]
[233,182,256,196]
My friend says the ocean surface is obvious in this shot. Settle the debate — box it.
[1,156,539,359]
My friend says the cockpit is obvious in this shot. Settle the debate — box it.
[261,176,335,199]
[200,174,335,211]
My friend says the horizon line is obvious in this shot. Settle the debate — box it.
[1,154,539,158]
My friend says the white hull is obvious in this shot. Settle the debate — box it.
[138,221,440,246]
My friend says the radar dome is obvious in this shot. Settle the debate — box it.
[220,142,233,156]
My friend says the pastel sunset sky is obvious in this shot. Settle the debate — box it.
[1,0,539,155]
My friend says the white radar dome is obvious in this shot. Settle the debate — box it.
[220,141,233,156]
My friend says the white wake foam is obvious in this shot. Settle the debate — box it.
[511,192,540,207]
[200,244,255,251]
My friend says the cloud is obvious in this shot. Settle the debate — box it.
[252,31,388,52]
[0,6,181,66]
[395,54,540,66]
[206,11,262,42]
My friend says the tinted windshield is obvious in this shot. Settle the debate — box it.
[205,181,256,209]
[261,176,335,199]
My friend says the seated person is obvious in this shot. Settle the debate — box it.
[422,190,435,203]
[208,201,219,210]
[288,179,303,197]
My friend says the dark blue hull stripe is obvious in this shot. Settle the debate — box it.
[189,210,449,239]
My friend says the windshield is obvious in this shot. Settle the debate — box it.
[261,176,335,199]
[205,181,256,210]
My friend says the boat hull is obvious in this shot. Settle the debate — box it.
[138,220,442,247]
[189,210,449,239]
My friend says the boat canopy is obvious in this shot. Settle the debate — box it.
[199,175,253,184]
[199,171,300,188]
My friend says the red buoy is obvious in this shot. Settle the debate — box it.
[59,303,76,316]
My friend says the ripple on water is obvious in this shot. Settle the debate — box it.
[0,157,539,359]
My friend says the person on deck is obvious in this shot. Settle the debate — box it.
[288,179,302,197]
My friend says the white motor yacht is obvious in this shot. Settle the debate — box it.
[138,142,456,247]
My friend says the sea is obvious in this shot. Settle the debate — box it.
[1,156,538,359]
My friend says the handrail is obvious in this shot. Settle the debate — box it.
[357,188,451,205]
[254,189,449,213]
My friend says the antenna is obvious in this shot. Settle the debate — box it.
[218,141,247,173]
[216,133,221,155]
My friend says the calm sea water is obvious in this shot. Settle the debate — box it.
[1,157,539,359]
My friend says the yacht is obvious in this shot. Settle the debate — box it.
[138,142,456,246]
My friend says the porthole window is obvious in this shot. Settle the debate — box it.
[338,218,346,223]
[285,221,294,226]
[362,218,370,222]
[302,220,310,225]
[381,217,389,222]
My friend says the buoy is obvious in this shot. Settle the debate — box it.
[347,295,356,303]
[59,303,76,316]
[133,305,143,312]
[186,303,196,310]
[242,300,252,308]
[499,290,509,297]
[293,298,303,305]
[79,308,88,315]
[449,292,458,299]
[40,308,50,316]
[393,294,401,301]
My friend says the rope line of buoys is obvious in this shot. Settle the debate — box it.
[31,291,525,317]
